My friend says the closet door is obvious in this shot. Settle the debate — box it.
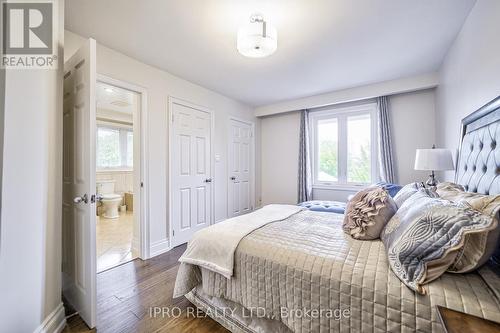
[170,98,212,246]
[227,118,254,217]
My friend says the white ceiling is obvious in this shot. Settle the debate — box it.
[96,82,136,114]
[65,0,476,107]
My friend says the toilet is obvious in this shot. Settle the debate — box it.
[96,180,122,219]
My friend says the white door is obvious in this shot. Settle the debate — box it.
[170,99,212,246]
[62,39,97,328]
[228,119,253,217]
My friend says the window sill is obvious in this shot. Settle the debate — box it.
[313,184,367,192]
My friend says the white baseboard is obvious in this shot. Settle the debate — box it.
[33,302,66,333]
[150,239,170,257]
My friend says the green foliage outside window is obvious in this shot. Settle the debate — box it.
[319,140,338,179]
[348,143,370,183]
[97,129,120,167]
[319,139,371,183]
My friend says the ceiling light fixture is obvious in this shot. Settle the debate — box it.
[237,14,277,58]
[104,87,114,93]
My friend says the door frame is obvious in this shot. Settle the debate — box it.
[167,96,215,247]
[227,116,256,217]
[97,74,150,259]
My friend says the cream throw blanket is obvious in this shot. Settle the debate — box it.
[178,204,305,278]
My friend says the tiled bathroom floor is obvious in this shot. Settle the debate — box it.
[96,211,138,273]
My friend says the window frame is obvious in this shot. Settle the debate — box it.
[96,122,134,171]
[310,103,379,190]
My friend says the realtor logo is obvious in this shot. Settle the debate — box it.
[2,0,58,69]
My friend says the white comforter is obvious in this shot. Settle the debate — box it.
[178,204,304,278]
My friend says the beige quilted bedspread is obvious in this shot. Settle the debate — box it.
[174,210,500,332]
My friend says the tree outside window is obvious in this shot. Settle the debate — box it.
[97,126,133,169]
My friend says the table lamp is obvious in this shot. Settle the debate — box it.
[414,145,454,187]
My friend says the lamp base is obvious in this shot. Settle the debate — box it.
[425,171,438,187]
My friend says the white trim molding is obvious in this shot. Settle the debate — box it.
[33,303,66,333]
[150,239,171,257]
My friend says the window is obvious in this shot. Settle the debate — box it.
[317,118,338,182]
[97,125,133,169]
[311,104,378,188]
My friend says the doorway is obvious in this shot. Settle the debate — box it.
[94,81,141,272]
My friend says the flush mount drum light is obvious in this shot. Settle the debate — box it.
[237,14,277,58]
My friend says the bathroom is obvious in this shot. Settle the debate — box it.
[95,81,139,272]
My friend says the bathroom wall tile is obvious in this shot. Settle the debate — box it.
[96,170,133,193]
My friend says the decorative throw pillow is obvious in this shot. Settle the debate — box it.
[392,182,426,208]
[436,182,500,272]
[343,187,397,240]
[381,190,496,294]
[375,181,403,197]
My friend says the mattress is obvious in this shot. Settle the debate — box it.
[174,210,500,333]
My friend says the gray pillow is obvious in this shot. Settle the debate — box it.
[393,182,438,208]
[381,190,496,294]
[392,182,421,208]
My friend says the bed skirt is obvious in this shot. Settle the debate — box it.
[186,287,291,333]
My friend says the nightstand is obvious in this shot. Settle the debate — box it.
[436,306,500,333]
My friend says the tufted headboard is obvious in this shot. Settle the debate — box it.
[455,96,500,195]
[455,96,500,269]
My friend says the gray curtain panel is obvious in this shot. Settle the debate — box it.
[298,109,313,203]
[377,96,396,183]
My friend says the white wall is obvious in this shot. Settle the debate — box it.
[390,89,436,184]
[65,30,261,256]
[436,0,500,181]
[261,112,300,204]
[260,89,436,204]
[0,1,65,332]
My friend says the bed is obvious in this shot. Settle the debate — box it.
[174,96,500,333]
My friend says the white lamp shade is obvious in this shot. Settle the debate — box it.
[237,20,277,58]
[414,148,454,171]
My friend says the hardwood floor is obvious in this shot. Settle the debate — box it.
[62,244,228,333]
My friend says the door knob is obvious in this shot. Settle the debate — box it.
[230,176,236,181]
[91,194,103,203]
[74,194,88,204]
[204,178,212,183]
